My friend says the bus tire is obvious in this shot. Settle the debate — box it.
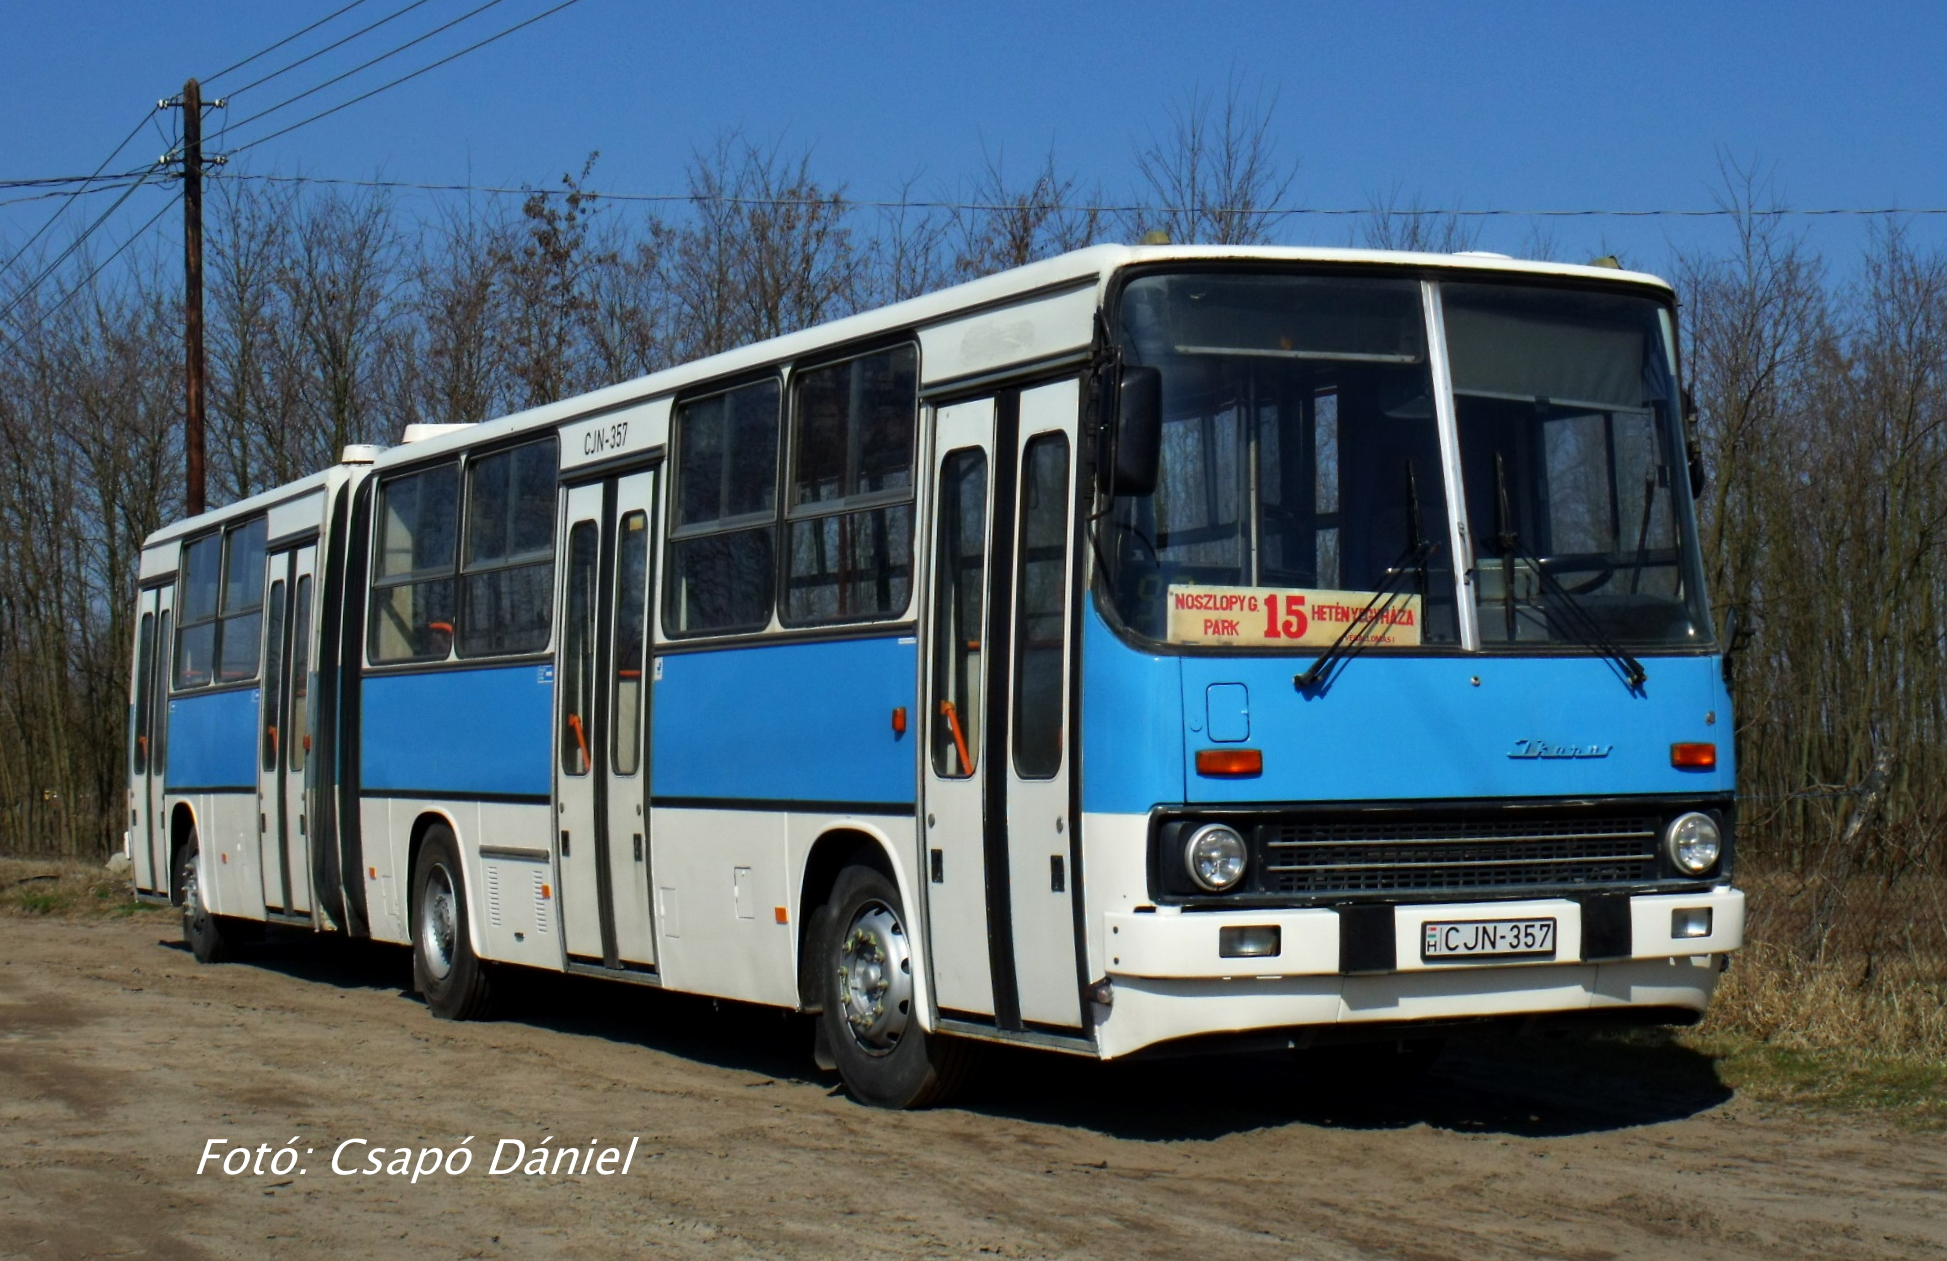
[411,825,495,1021]
[818,862,970,1109]
[174,828,241,964]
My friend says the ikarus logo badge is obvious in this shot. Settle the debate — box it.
[1507,739,1613,759]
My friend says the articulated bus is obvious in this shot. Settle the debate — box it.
[125,245,1744,1107]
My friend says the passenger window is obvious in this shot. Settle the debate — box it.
[370,464,459,663]
[560,522,599,775]
[289,576,312,773]
[216,517,268,683]
[612,511,649,775]
[666,379,780,635]
[783,345,918,625]
[460,438,558,656]
[175,518,268,688]
[1012,434,1070,779]
[174,534,221,688]
[930,449,986,778]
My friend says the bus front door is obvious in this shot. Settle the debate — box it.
[256,545,317,917]
[922,380,1084,1032]
[554,470,660,971]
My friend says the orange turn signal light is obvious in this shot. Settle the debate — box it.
[1196,748,1263,777]
[1671,742,1717,770]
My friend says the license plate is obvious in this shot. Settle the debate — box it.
[1421,917,1557,962]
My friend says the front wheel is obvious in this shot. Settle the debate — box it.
[818,863,971,1108]
[411,825,495,1020]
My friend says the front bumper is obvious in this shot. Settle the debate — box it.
[1092,886,1743,1058]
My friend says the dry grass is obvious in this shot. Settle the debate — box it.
[0,856,166,919]
[1704,867,1947,1058]
[1678,862,1947,1123]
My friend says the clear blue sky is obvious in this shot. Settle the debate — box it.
[6,0,1946,280]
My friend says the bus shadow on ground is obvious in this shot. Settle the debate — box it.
[209,932,1731,1142]
[959,1035,1732,1140]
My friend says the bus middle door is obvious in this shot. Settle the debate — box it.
[554,470,660,971]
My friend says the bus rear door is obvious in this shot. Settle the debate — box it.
[256,545,317,917]
[130,582,173,896]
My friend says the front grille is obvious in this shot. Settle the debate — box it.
[1251,814,1661,896]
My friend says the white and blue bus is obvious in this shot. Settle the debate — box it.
[125,245,1744,1107]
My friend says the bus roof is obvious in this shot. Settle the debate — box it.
[143,244,1675,545]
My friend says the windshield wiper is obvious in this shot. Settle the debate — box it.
[1295,463,1432,694]
[1489,454,1648,691]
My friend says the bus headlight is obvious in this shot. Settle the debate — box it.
[1184,824,1249,892]
[1665,812,1721,875]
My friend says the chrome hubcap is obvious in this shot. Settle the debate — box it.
[181,847,206,932]
[836,901,912,1055]
[420,863,457,981]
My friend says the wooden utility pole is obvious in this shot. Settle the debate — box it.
[181,77,206,517]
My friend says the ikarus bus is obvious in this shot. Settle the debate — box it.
[124,245,1743,1108]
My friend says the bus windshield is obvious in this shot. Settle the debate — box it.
[1100,270,1710,653]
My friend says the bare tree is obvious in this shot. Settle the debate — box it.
[497,155,611,409]
[1131,73,1296,245]
[405,198,517,425]
[952,145,1103,279]
[1359,185,1483,253]
[665,133,862,357]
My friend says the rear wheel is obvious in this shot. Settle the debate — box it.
[174,829,238,964]
[411,825,495,1020]
[818,863,971,1108]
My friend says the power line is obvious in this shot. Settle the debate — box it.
[0,112,156,284]
[221,0,438,100]
[223,0,585,157]
[0,171,153,190]
[202,0,381,86]
[223,0,515,140]
[0,192,182,359]
[0,170,161,327]
[0,179,151,211]
[216,173,1947,219]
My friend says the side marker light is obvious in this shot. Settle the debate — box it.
[774,906,789,924]
[1196,748,1263,777]
[1671,742,1717,770]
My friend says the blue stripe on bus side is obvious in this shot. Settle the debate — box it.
[165,688,261,790]
[652,635,918,806]
[361,664,553,799]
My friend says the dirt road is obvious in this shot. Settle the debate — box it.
[1,912,1941,1260]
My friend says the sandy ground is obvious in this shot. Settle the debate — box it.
[0,912,1942,1261]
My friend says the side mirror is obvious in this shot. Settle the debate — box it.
[1112,365,1163,497]
[1682,386,1706,499]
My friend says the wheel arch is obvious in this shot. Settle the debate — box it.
[797,826,893,1010]
[404,808,474,953]
[168,801,199,904]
